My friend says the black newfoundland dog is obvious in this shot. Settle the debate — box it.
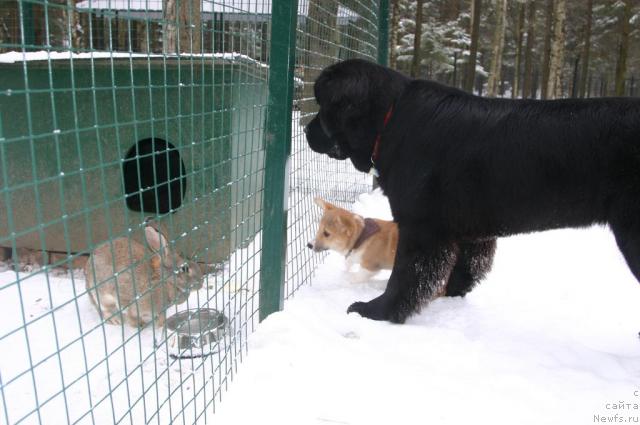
[305,59,640,324]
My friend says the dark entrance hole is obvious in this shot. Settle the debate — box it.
[123,138,187,214]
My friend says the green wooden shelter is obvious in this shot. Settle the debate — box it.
[0,53,267,264]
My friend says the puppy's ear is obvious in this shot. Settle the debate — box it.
[347,215,365,238]
[314,197,335,210]
[337,215,360,238]
[314,197,327,209]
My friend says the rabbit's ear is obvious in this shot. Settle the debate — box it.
[144,225,173,267]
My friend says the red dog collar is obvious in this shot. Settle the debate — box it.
[370,106,394,177]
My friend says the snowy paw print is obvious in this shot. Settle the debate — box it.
[30,297,51,317]
[342,331,359,339]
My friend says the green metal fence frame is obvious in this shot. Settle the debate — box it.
[259,0,300,322]
[377,0,389,67]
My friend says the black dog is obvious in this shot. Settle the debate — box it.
[305,58,640,323]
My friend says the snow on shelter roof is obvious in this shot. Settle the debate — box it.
[75,0,359,20]
[0,51,269,67]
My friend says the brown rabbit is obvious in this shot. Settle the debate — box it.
[84,221,203,328]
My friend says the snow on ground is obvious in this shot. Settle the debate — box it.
[215,189,640,425]
[2,188,639,425]
[0,235,261,425]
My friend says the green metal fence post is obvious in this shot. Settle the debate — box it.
[259,1,299,322]
[378,0,390,66]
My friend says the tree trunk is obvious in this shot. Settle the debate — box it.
[571,56,579,97]
[541,0,553,99]
[411,0,425,78]
[545,0,566,99]
[486,0,508,97]
[578,0,592,98]
[512,2,526,98]
[164,0,177,53]
[452,51,458,87]
[0,9,7,51]
[614,0,632,96]
[441,0,462,21]
[66,0,81,49]
[50,0,69,48]
[522,0,536,98]
[164,0,201,53]
[463,0,482,92]
[138,20,148,53]
[180,0,201,53]
[389,0,399,69]
[103,16,111,49]
[117,13,126,50]
[79,12,89,49]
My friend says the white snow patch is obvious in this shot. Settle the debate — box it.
[0,51,268,68]
[351,188,393,220]
[73,0,358,20]
[215,190,640,425]
[0,234,262,425]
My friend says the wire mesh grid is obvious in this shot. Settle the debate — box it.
[0,0,383,423]
[285,0,377,299]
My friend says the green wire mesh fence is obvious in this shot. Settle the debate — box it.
[285,0,380,298]
[0,0,386,423]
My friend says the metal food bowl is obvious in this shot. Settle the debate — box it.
[165,309,228,358]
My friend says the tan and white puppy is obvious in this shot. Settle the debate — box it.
[308,197,398,282]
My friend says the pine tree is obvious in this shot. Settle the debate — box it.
[463,0,482,92]
[546,0,566,98]
[487,0,508,97]
[411,0,425,77]
[578,0,593,98]
[390,0,400,69]
[512,1,526,98]
[522,0,536,98]
[390,0,639,98]
[541,0,554,99]
[614,0,633,96]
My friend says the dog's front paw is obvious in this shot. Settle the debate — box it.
[347,301,370,316]
[346,297,407,323]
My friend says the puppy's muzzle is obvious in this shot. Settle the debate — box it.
[307,241,327,252]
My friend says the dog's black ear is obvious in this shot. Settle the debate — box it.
[328,78,369,106]
[314,65,370,107]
